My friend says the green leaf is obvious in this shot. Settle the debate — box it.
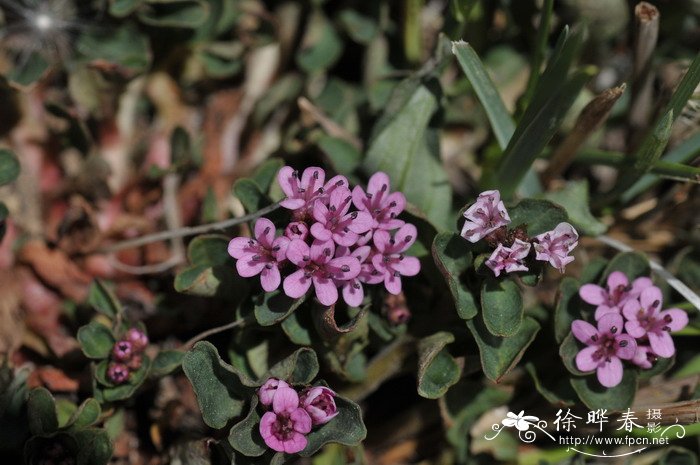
[73,428,113,465]
[661,53,700,127]
[267,347,319,385]
[109,0,142,17]
[525,362,575,407]
[77,322,115,360]
[363,78,451,229]
[6,52,49,87]
[137,0,209,28]
[251,159,284,194]
[481,278,523,337]
[182,342,248,429]
[467,316,540,382]
[254,291,306,327]
[431,232,478,320]
[559,332,586,376]
[554,277,584,344]
[542,180,606,235]
[151,350,185,377]
[281,311,313,346]
[174,263,247,299]
[27,388,58,436]
[570,369,637,410]
[233,179,271,214]
[601,252,650,282]
[76,24,150,74]
[299,394,367,456]
[338,9,378,44]
[228,397,266,457]
[170,126,192,167]
[520,0,555,110]
[318,136,362,174]
[87,280,121,319]
[312,305,368,341]
[417,332,461,399]
[658,447,699,465]
[296,10,344,73]
[451,41,515,149]
[0,149,20,186]
[507,198,569,236]
[64,398,101,431]
[187,234,230,267]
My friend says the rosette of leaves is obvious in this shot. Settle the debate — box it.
[431,199,570,382]
[77,280,183,403]
[183,342,366,462]
[24,388,111,465]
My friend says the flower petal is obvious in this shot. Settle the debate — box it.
[310,240,335,264]
[606,271,629,291]
[301,167,325,195]
[575,346,600,372]
[372,230,391,253]
[272,236,290,262]
[571,320,598,344]
[351,185,369,212]
[648,330,675,358]
[385,273,402,295]
[273,386,299,413]
[312,276,338,306]
[659,309,688,332]
[236,257,266,277]
[394,224,417,252]
[639,286,663,311]
[283,432,308,454]
[615,335,637,360]
[329,256,361,280]
[260,412,284,452]
[260,266,281,292]
[310,222,333,242]
[228,237,257,259]
[597,357,623,388]
[392,256,421,276]
[579,284,606,306]
[348,211,374,234]
[286,239,311,267]
[367,171,391,197]
[291,408,312,434]
[254,218,276,249]
[597,313,624,337]
[595,305,619,321]
[342,280,364,307]
[283,270,312,299]
[277,166,296,197]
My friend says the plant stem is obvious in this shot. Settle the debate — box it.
[183,317,252,349]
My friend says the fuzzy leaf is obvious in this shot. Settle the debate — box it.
[542,180,606,235]
[87,280,121,319]
[233,179,271,214]
[77,322,115,360]
[554,277,583,344]
[151,350,185,377]
[431,232,478,320]
[296,10,343,72]
[187,235,230,267]
[299,395,367,456]
[570,369,637,410]
[507,198,569,236]
[481,278,523,337]
[27,388,58,436]
[0,149,20,186]
[417,332,461,399]
[600,252,651,282]
[64,398,101,431]
[266,347,319,385]
[228,397,266,457]
[254,291,306,327]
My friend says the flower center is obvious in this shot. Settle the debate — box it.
[272,413,296,440]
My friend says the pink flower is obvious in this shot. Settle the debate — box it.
[335,245,379,307]
[107,362,130,384]
[112,340,133,361]
[311,187,373,246]
[533,222,578,272]
[285,222,309,241]
[228,218,290,292]
[125,328,149,352]
[277,166,348,215]
[571,313,637,388]
[579,271,654,320]
[622,287,688,358]
[631,345,655,369]
[352,172,406,232]
[460,190,510,243]
[387,306,411,325]
[283,239,360,306]
[300,386,338,426]
[259,386,312,454]
[371,224,421,295]
[485,239,531,277]
[258,378,290,406]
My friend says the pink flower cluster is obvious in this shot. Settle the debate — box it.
[228,168,421,306]
[460,190,579,276]
[571,271,689,387]
[107,328,148,384]
[258,378,338,454]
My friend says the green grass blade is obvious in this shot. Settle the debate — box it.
[452,41,515,149]
[519,0,555,112]
[662,52,700,124]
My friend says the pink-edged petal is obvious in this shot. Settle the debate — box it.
[291,408,312,434]
[351,185,370,212]
[272,236,290,262]
[283,269,312,299]
[597,313,624,336]
[597,357,623,388]
[343,281,364,307]
[329,187,352,214]
[310,240,335,264]
[606,271,629,291]
[380,218,405,230]
[272,386,299,413]
[329,256,361,280]
[260,412,283,451]
[615,335,637,360]
[385,273,402,295]
[394,224,417,252]
[621,300,641,321]
[260,266,281,292]
[624,319,646,339]
[352,245,372,263]
[228,237,257,259]
[254,218,276,249]
[367,171,391,196]
[595,305,619,320]
[660,309,689,332]
[575,346,600,372]
[579,284,606,306]
[324,174,349,193]
[313,199,330,223]
[332,230,359,247]
[280,198,306,210]
[277,166,296,197]
[631,276,654,294]
[386,192,406,214]
[571,320,598,344]
[639,286,663,311]
[236,258,266,277]
[283,432,308,454]
[286,239,311,267]
[371,254,389,274]
[310,222,333,242]
[312,276,338,306]
[348,211,374,234]
[392,256,421,276]
[372,230,392,253]
[648,331,675,358]
[301,167,325,195]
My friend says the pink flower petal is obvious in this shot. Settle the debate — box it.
[660,309,688,332]
[260,266,281,292]
[372,230,392,253]
[343,280,364,307]
[286,239,311,267]
[594,305,619,320]
[310,222,333,242]
[639,286,663,311]
[291,408,312,434]
[606,271,629,291]
[348,211,374,234]
[367,171,391,197]
[579,284,605,306]
[597,313,624,336]
[280,198,306,210]
[277,166,296,197]
[392,256,421,276]
[236,258,266,277]
[283,270,312,299]
[648,330,675,358]
[283,432,308,454]
[254,218,276,249]
[301,167,325,195]
[571,320,598,344]
[272,236,290,262]
[624,319,646,339]
[621,300,641,321]
[394,224,417,252]
[631,276,654,295]
[575,346,600,372]
[312,276,338,306]
[273,386,299,413]
[385,273,402,295]
[615,335,637,360]
[324,174,349,194]
[228,237,257,259]
[310,240,335,264]
[329,256,361,280]
[597,357,623,388]
[351,185,369,212]
[260,411,278,440]
[312,199,329,224]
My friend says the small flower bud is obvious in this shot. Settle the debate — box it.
[107,362,130,384]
